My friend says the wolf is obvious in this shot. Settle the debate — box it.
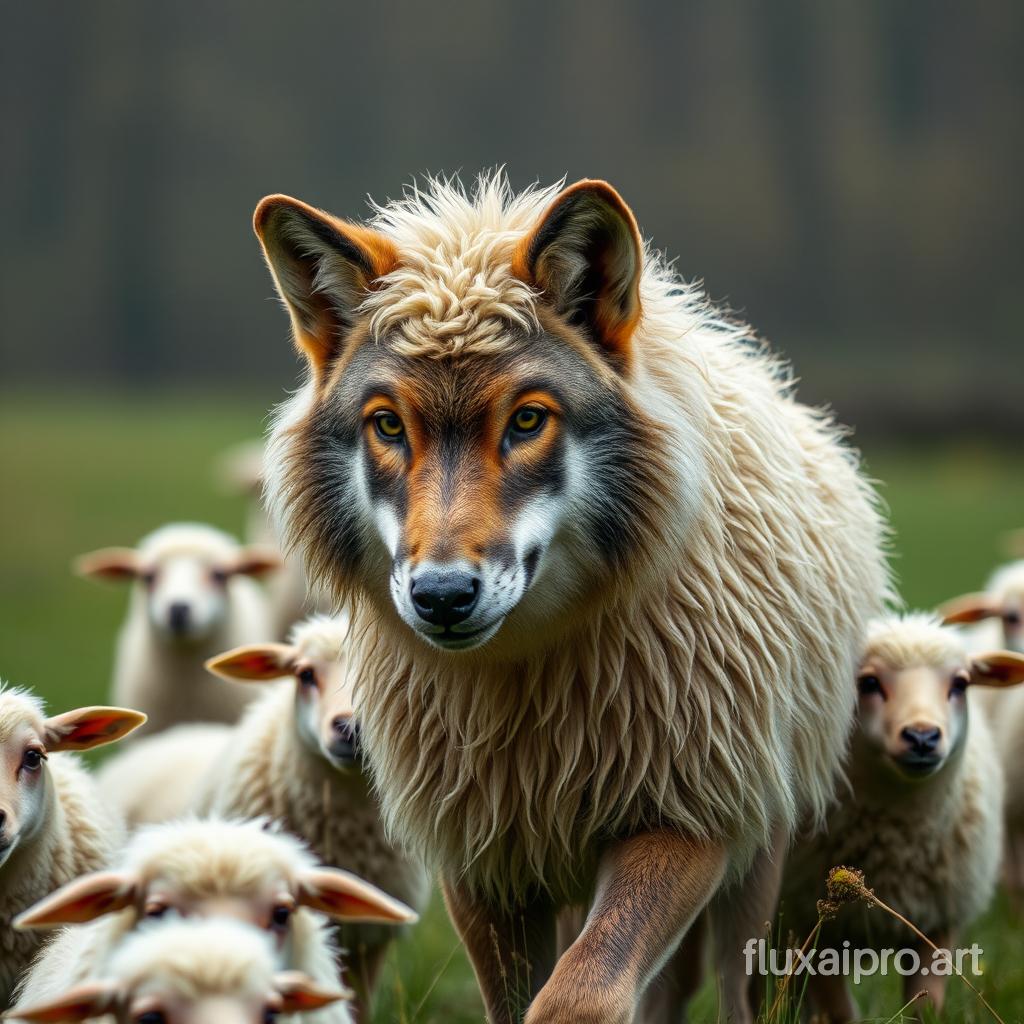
[252,174,890,1023]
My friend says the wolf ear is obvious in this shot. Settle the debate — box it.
[513,179,643,371]
[253,195,399,376]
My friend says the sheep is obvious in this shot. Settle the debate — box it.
[196,614,430,1016]
[214,442,331,639]
[780,614,1024,1022]
[96,724,232,828]
[13,817,416,1024]
[252,173,890,1023]
[76,523,282,734]
[8,917,348,1023]
[942,558,1024,896]
[0,684,144,1008]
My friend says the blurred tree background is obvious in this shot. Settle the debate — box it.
[2,1,1021,437]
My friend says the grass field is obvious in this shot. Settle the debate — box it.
[2,392,1023,1023]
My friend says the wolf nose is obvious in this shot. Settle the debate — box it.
[901,725,941,756]
[410,569,480,627]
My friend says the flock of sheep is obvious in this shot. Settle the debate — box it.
[2,439,1024,1023]
[0,458,430,1024]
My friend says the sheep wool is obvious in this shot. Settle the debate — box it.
[0,687,125,1007]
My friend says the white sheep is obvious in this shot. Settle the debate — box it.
[214,441,332,639]
[8,917,348,1023]
[13,817,416,1024]
[76,523,281,734]
[201,615,428,1016]
[0,685,144,1007]
[781,614,1024,1022]
[942,559,1024,896]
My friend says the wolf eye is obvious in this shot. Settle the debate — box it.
[509,406,547,438]
[373,411,405,441]
[857,674,884,699]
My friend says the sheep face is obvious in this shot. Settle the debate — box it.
[76,524,280,645]
[940,561,1024,652]
[207,619,360,770]
[0,692,144,867]
[15,820,417,937]
[854,658,972,778]
[10,919,345,1024]
[854,617,1024,781]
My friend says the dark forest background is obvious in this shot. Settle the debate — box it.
[2,1,1021,436]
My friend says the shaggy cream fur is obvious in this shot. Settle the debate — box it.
[266,174,891,905]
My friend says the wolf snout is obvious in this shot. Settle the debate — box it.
[410,568,481,627]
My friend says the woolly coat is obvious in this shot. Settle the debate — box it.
[266,177,891,906]
[782,696,1003,944]
[13,820,349,1024]
[196,686,429,950]
[0,756,124,1008]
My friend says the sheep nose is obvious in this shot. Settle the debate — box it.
[901,725,941,756]
[332,716,358,745]
[410,569,480,626]
[168,602,191,634]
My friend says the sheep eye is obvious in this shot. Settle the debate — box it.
[270,904,292,928]
[373,411,405,441]
[296,667,317,688]
[21,749,44,773]
[857,674,884,699]
[264,1009,280,1024]
[210,568,230,586]
[144,902,168,919]
[141,570,158,588]
[135,1012,166,1024]
[1005,611,1022,627]
[950,673,970,698]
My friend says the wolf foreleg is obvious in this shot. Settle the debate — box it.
[524,830,727,1024]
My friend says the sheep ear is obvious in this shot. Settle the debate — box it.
[939,592,1002,625]
[274,971,351,1013]
[254,195,398,377]
[970,651,1024,688]
[512,179,643,371]
[44,706,147,752]
[14,872,137,929]
[297,868,418,925]
[206,644,294,681]
[6,981,120,1021]
[73,547,140,582]
[230,545,283,579]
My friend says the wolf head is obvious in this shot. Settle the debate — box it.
[256,177,686,654]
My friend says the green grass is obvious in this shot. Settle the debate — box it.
[2,393,1023,1023]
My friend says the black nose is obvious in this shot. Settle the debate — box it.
[168,602,191,634]
[901,725,941,756]
[0,809,6,832]
[410,569,480,627]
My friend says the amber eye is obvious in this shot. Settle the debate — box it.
[373,411,405,441]
[509,406,547,437]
